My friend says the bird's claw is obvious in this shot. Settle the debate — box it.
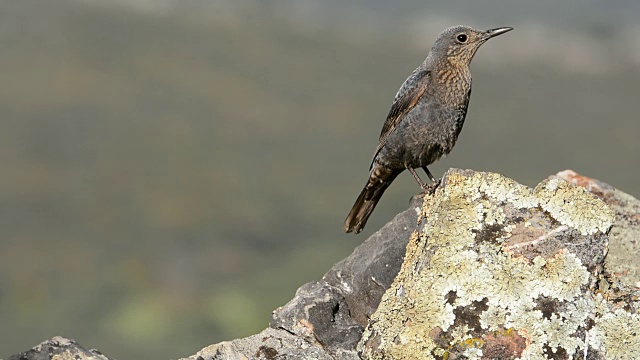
[411,179,441,202]
[422,178,441,193]
[422,179,442,190]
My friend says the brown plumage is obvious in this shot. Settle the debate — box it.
[344,25,513,234]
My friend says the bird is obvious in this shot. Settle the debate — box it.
[343,25,513,234]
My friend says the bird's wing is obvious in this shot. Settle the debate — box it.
[370,68,431,170]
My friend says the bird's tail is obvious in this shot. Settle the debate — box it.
[343,165,400,234]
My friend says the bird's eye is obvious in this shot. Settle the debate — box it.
[456,34,468,43]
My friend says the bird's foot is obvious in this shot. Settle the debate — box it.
[410,179,441,201]
[422,178,441,193]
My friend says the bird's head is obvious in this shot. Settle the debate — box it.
[429,25,513,66]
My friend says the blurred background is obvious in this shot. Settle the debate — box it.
[1,0,639,358]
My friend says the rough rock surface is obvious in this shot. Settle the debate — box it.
[359,169,640,359]
[557,170,640,288]
[6,336,111,360]
[269,197,421,347]
[7,169,640,360]
[184,327,339,360]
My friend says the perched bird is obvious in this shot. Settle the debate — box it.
[343,25,513,234]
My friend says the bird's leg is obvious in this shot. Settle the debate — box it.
[408,166,439,202]
[415,166,441,198]
[407,167,427,189]
[422,167,437,183]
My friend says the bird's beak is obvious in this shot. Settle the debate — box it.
[483,27,513,39]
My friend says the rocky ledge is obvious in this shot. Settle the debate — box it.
[8,169,640,360]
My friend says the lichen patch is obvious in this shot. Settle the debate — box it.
[534,177,614,236]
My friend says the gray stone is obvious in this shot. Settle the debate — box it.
[183,197,421,359]
[6,336,111,360]
[181,327,344,360]
[269,199,420,353]
[323,198,421,326]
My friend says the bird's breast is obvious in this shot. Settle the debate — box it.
[435,67,471,106]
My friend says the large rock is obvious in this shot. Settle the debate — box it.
[359,169,640,359]
[7,169,640,360]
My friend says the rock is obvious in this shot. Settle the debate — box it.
[322,198,421,326]
[358,169,640,359]
[182,328,335,360]
[6,336,111,360]
[270,197,421,345]
[7,169,640,360]
[186,198,421,359]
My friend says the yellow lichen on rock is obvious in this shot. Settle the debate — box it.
[588,296,640,360]
[358,169,629,360]
[534,177,614,236]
